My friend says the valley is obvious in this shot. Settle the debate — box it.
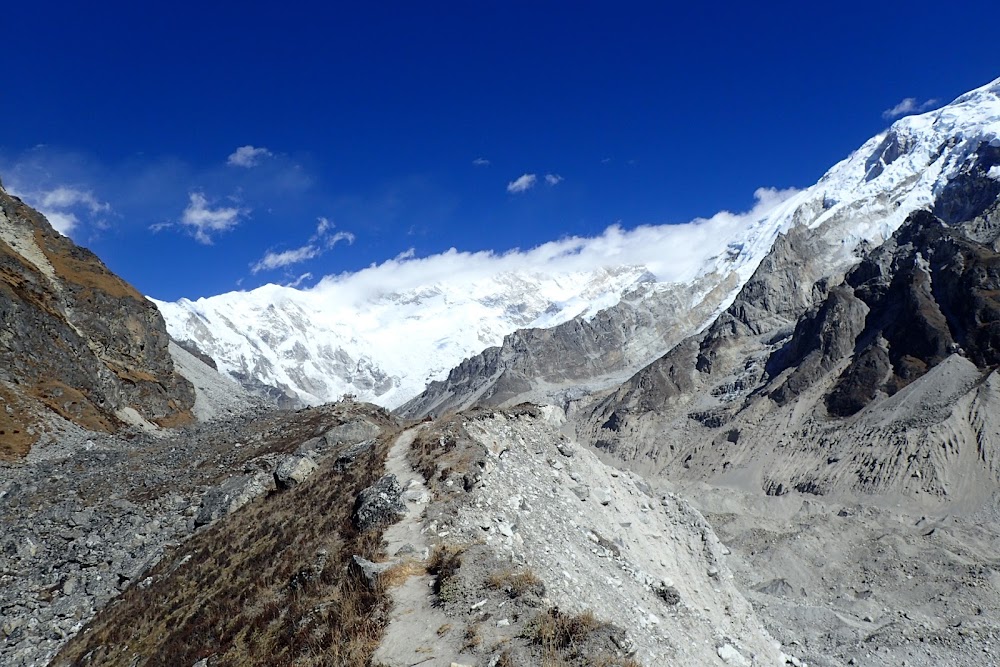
[2,74,1000,666]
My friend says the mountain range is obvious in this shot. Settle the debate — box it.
[156,77,1000,416]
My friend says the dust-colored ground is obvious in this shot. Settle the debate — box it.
[672,481,1000,667]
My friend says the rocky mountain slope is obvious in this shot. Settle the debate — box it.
[160,73,1000,415]
[27,401,806,667]
[403,76,1000,418]
[396,275,740,418]
[0,182,194,458]
[578,182,1000,505]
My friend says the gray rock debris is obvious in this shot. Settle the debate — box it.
[717,643,750,666]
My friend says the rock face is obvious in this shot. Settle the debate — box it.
[0,185,194,456]
[397,275,740,418]
[578,204,1000,501]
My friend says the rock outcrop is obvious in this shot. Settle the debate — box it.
[0,185,194,456]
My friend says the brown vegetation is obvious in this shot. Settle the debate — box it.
[528,608,641,667]
[0,383,40,460]
[486,567,545,598]
[54,413,401,667]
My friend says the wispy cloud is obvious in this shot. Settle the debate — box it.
[472,157,491,167]
[181,192,248,244]
[544,173,563,186]
[5,184,111,235]
[251,216,355,273]
[286,272,314,288]
[227,145,273,168]
[882,97,940,120]
[252,245,322,272]
[507,173,537,193]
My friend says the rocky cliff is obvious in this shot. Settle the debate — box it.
[579,202,1000,502]
[0,183,194,457]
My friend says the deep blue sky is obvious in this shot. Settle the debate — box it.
[2,1,998,300]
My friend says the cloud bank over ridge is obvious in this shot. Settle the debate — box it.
[296,186,797,306]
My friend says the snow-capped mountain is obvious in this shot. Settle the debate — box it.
[155,76,1000,410]
[152,265,659,408]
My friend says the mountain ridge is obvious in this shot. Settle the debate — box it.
[0,183,195,456]
[401,76,1000,417]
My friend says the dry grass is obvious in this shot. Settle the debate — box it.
[531,608,603,651]
[31,224,144,301]
[29,379,118,433]
[427,543,466,602]
[486,567,545,598]
[53,412,401,667]
[378,559,426,589]
[463,622,482,651]
[0,383,40,460]
[525,607,641,667]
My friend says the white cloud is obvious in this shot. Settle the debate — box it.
[308,186,800,306]
[227,145,273,168]
[253,245,322,273]
[5,184,111,235]
[472,157,491,166]
[252,217,355,273]
[545,173,563,186]
[326,230,355,247]
[988,165,1000,181]
[882,97,940,120]
[314,216,333,237]
[181,192,248,244]
[286,272,314,288]
[507,173,537,193]
[37,186,110,214]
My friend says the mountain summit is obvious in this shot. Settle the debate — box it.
[401,76,1000,416]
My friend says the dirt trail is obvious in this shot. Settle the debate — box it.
[373,426,468,667]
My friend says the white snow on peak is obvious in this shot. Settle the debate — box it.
[155,76,1000,409]
[153,263,660,408]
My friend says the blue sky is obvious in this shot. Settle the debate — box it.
[2,1,998,300]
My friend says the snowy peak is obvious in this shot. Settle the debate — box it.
[153,264,658,408]
[157,76,1000,412]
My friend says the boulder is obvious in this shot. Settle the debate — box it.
[195,472,275,526]
[274,454,317,488]
[324,420,380,449]
[352,474,405,532]
[352,555,396,587]
[333,439,375,472]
